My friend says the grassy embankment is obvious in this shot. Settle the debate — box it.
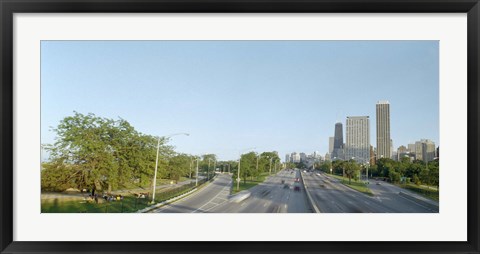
[329,174,373,196]
[42,178,201,213]
[231,172,270,194]
[397,183,439,201]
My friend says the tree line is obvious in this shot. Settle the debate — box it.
[42,113,215,192]
[230,151,281,184]
[42,112,283,193]
[315,157,439,188]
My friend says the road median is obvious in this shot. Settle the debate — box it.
[299,171,321,213]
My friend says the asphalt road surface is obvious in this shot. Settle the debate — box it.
[367,178,439,212]
[209,169,311,213]
[303,171,437,213]
[150,169,437,213]
[151,174,232,213]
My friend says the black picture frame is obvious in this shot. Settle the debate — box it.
[1,0,479,253]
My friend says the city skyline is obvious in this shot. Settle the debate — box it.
[41,40,439,161]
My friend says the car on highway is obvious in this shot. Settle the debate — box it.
[230,190,251,203]
[293,182,301,191]
[283,184,289,189]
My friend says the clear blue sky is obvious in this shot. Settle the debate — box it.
[41,40,439,161]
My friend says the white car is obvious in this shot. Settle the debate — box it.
[230,190,251,203]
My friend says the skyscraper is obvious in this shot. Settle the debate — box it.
[376,101,391,159]
[415,139,436,162]
[345,116,370,163]
[300,153,307,162]
[291,152,300,163]
[332,122,344,160]
[328,137,334,154]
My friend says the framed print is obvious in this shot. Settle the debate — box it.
[1,0,479,253]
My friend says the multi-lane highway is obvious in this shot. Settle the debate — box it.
[150,168,438,213]
[151,174,232,213]
[152,169,311,213]
[302,171,438,213]
[209,169,311,213]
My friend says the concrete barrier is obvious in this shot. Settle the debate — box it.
[398,192,439,212]
[138,175,218,213]
[137,188,198,213]
[299,171,321,213]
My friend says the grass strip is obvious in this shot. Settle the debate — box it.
[329,174,374,196]
[397,183,439,201]
[231,172,270,194]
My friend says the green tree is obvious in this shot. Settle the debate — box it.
[332,160,345,175]
[166,153,191,183]
[344,160,360,184]
[240,152,257,183]
[43,112,174,192]
[201,154,217,180]
[319,161,332,173]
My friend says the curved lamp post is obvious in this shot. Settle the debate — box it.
[151,132,189,203]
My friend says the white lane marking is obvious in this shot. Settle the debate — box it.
[192,180,232,213]
[264,203,267,207]
[152,180,218,213]
[241,202,246,206]
[284,204,287,209]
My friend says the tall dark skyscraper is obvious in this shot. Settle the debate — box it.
[332,122,344,160]
[376,101,391,159]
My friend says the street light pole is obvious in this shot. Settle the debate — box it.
[237,157,241,191]
[196,158,199,186]
[151,133,189,203]
[151,137,161,203]
[207,158,210,181]
[269,158,272,175]
[237,147,256,191]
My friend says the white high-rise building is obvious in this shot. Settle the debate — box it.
[345,116,370,163]
[328,137,334,154]
[291,152,300,163]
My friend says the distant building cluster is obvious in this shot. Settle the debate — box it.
[285,151,323,168]
[320,101,438,165]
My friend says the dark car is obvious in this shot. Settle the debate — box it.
[281,180,285,184]
[283,184,290,189]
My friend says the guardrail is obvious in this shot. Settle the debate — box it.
[299,171,321,213]
[139,175,217,213]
